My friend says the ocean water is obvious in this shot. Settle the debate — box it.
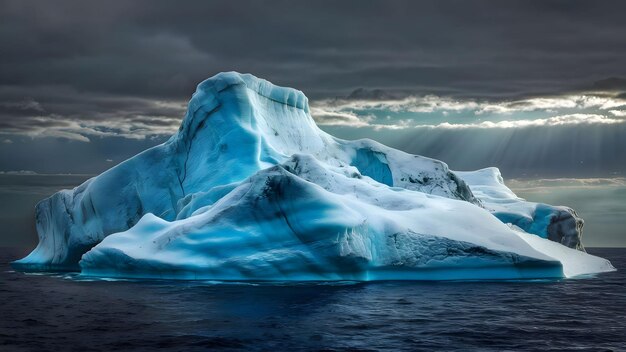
[1,247,625,352]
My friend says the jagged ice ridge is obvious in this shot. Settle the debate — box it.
[14,72,615,280]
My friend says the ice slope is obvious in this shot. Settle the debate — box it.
[457,168,585,250]
[14,72,476,271]
[80,155,613,280]
[14,72,614,280]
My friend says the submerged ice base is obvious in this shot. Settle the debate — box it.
[15,72,615,280]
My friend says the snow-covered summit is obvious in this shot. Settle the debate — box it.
[14,72,613,280]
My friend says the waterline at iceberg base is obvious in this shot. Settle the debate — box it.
[13,72,615,280]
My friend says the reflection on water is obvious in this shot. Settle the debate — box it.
[1,247,625,351]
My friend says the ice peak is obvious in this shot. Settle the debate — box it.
[175,71,314,147]
[195,72,309,112]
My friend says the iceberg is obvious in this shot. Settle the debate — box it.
[457,168,585,250]
[14,72,615,280]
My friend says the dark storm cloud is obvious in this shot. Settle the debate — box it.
[0,0,625,174]
[1,0,626,100]
[591,78,626,91]
[0,84,186,141]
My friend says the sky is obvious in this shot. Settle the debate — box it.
[0,0,625,177]
[0,1,625,246]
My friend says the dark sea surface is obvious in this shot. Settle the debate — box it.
[1,247,625,352]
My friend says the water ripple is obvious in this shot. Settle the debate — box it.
[1,247,624,351]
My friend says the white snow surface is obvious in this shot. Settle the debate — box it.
[457,168,586,250]
[15,72,615,280]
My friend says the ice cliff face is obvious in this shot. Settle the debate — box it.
[14,72,614,280]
